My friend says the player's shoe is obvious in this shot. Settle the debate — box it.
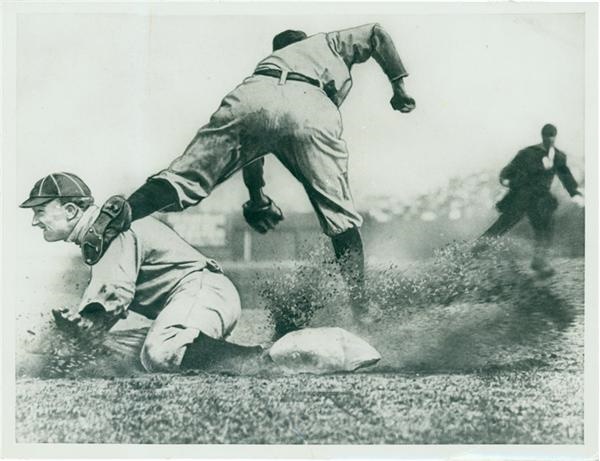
[533,266,556,279]
[531,256,556,278]
[81,195,132,265]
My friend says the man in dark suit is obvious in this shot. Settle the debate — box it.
[481,124,584,277]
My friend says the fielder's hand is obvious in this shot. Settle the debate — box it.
[390,79,416,113]
[243,196,284,234]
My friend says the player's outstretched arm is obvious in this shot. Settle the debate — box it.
[76,231,137,338]
[370,25,415,112]
[556,154,584,206]
[498,150,528,189]
[499,164,514,187]
[330,23,415,113]
[52,305,122,344]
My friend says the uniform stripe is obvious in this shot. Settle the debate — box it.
[50,174,61,195]
[38,176,48,196]
[61,172,86,195]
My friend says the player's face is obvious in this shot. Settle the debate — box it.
[542,135,556,150]
[31,200,78,242]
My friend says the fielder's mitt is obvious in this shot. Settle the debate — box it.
[243,197,284,234]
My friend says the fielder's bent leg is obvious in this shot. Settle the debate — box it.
[272,98,368,321]
[82,81,264,265]
[330,227,368,319]
[81,179,180,265]
[127,178,182,220]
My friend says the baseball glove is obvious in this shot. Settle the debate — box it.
[243,197,284,234]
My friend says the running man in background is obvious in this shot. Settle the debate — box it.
[80,23,416,322]
[20,172,263,373]
[480,124,585,277]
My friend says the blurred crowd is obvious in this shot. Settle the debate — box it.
[365,161,585,225]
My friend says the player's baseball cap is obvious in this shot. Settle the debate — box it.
[273,30,307,51]
[19,172,92,208]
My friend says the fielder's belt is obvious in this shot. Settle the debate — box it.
[254,68,321,89]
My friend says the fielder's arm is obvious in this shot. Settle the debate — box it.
[242,158,269,206]
[241,158,284,233]
[328,23,415,112]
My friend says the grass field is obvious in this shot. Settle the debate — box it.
[16,370,582,444]
[15,248,584,444]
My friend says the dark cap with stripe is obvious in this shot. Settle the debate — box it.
[20,172,92,208]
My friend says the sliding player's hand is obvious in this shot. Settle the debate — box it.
[52,307,109,345]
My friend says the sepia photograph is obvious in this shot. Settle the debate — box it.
[1,1,598,458]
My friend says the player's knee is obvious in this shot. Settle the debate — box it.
[139,337,182,373]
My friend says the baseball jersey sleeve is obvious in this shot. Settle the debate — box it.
[78,230,141,318]
[242,158,266,191]
[327,23,409,81]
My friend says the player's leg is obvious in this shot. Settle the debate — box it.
[471,195,526,255]
[527,193,557,276]
[178,270,265,371]
[272,108,369,321]
[331,227,367,318]
[479,190,529,240]
[139,270,261,373]
[82,84,269,265]
[481,206,525,239]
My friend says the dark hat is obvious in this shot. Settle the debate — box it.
[273,30,307,51]
[541,124,557,137]
[20,172,92,208]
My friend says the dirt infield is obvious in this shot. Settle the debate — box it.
[14,243,584,444]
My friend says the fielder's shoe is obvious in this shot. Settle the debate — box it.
[81,195,132,265]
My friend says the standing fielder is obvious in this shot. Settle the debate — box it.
[21,172,263,373]
[79,23,416,321]
[481,124,584,277]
